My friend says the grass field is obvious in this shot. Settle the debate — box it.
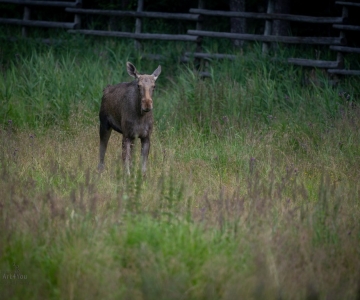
[1,35,360,299]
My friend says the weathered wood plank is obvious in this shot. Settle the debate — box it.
[0,18,76,29]
[68,29,200,42]
[330,45,360,54]
[66,8,201,21]
[6,36,70,44]
[189,8,343,24]
[195,0,204,52]
[0,0,80,7]
[262,0,274,54]
[335,4,348,70]
[21,5,30,37]
[187,30,344,45]
[288,58,339,68]
[184,52,236,60]
[328,69,360,75]
[333,24,360,32]
[134,0,143,51]
[335,1,360,8]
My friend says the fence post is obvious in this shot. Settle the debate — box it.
[22,5,30,37]
[74,0,82,29]
[262,0,274,54]
[135,0,143,51]
[336,5,348,69]
[196,0,204,52]
[195,0,205,72]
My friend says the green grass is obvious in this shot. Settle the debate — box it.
[1,35,360,299]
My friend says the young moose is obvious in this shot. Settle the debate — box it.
[98,62,161,175]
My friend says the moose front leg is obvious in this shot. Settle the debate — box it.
[141,137,150,176]
[122,137,134,175]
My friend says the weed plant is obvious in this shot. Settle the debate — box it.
[0,35,360,299]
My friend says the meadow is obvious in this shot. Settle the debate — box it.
[1,34,360,299]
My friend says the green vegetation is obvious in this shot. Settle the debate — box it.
[1,35,360,299]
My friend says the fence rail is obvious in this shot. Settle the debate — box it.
[330,45,360,54]
[68,29,200,42]
[1,0,359,76]
[65,8,201,21]
[333,24,360,31]
[335,1,360,7]
[328,69,360,75]
[287,58,340,68]
[187,30,345,45]
[189,8,344,24]
[0,0,81,8]
[0,18,77,29]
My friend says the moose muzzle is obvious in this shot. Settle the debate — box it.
[141,98,153,113]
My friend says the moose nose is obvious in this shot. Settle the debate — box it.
[142,99,153,113]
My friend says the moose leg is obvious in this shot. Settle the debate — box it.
[98,123,112,172]
[122,137,134,175]
[141,137,150,175]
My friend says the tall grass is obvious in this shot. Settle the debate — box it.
[2,37,358,130]
[1,36,360,299]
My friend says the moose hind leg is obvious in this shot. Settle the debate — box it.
[98,123,112,172]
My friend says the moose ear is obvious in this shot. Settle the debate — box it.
[127,62,139,78]
[152,65,161,81]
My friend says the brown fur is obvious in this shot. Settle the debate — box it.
[98,62,161,175]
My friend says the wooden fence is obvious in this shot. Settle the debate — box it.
[0,0,81,39]
[328,1,360,75]
[0,0,359,76]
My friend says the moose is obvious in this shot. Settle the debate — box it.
[98,62,161,175]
